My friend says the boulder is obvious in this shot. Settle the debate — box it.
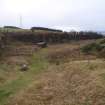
[37,42,47,48]
[20,64,28,71]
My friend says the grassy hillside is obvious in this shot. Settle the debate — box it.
[0,40,104,105]
[7,59,105,105]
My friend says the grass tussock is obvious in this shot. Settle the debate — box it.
[81,38,105,59]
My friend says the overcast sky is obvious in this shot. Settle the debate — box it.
[0,0,105,31]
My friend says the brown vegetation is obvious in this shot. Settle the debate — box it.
[0,29,104,105]
[7,60,105,105]
[1,30,103,44]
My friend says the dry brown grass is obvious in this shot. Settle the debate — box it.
[45,42,96,64]
[1,40,104,105]
[6,59,105,105]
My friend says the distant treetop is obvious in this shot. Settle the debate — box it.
[31,27,63,32]
[4,26,21,29]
